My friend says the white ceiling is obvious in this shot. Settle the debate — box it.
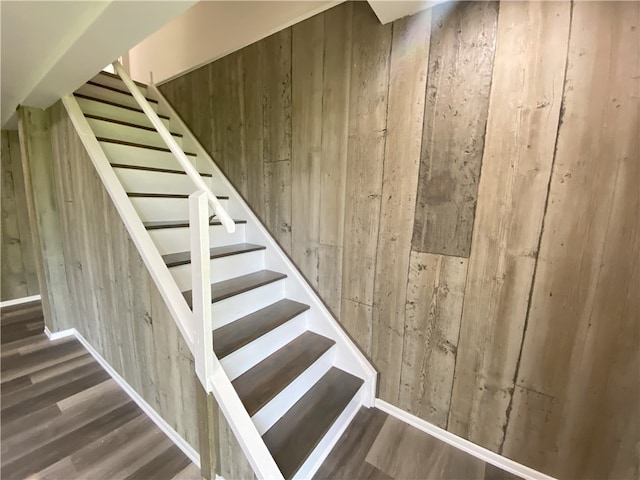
[0,0,440,129]
[0,0,196,128]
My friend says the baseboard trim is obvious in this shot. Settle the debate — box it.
[374,399,556,480]
[44,326,201,469]
[0,294,41,308]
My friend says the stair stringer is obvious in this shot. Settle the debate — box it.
[150,83,378,407]
[60,94,197,355]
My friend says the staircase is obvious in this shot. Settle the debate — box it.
[64,69,377,479]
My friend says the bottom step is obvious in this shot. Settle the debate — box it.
[262,368,364,480]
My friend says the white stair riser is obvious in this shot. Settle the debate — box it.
[130,197,228,222]
[253,348,334,436]
[170,250,265,291]
[114,168,214,195]
[220,313,307,381]
[148,224,246,255]
[76,97,166,129]
[212,280,285,330]
[292,386,364,480]
[87,118,183,149]
[91,74,148,96]
[76,83,158,112]
[100,141,186,170]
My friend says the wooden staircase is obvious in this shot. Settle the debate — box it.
[70,70,372,479]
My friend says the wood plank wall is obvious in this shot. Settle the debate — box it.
[1,130,38,301]
[161,2,639,477]
[18,103,200,454]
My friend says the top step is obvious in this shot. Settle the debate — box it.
[92,71,148,96]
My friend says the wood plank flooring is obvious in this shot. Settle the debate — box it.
[315,407,521,480]
[0,300,200,480]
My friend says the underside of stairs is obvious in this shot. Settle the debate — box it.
[67,70,375,479]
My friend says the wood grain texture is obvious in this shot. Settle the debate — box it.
[44,101,200,452]
[291,14,324,288]
[18,107,73,330]
[398,252,467,428]
[1,130,38,301]
[372,9,431,404]
[0,302,199,480]
[317,2,353,317]
[502,3,639,478]
[317,407,519,480]
[448,1,571,451]
[157,2,638,476]
[412,1,498,258]
[341,1,391,310]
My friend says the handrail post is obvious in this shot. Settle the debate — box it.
[190,190,213,391]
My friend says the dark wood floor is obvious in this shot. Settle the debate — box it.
[315,407,520,480]
[0,300,200,480]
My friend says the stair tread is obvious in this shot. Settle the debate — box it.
[143,219,247,230]
[213,299,310,359]
[85,114,182,137]
[127,192,229,200]
[97,70,147,88]
[73,93,170,120]
[183,270,287,307]
[233,331,335,417]
[86,80,158,103]
[96,137,197,156]
[163,243,265,268]
[111,163,213,178]
[262,367,364,480]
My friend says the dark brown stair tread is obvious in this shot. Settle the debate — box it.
[73,93,170,120]
[85,114,182,137]
[111,163,213,177]
[183,270,287,307]
[213,300,310,359]
[262,368,364,480]
[163,243,265,268]
[86,80,159,103]
[143,218,247,230]
[127,192,229,200]
[96,137,196,156]
[97,70,147,88]
[233,332,335,417]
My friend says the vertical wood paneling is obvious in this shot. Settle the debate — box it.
[341,1,391,313]
[317,2,353,317]
[412,1,498,258]
[503,3,639,477]
[264,160,292,252]
[240,43,265,220]
[262,29,292,164]
[18,107,73,330]
[291,15,324,288]
[1,130,38,301]
[448,1,571,451]
[399,252,467,427]
[158,2,639,476]
[42,102,200,452]
[371,10,432,404]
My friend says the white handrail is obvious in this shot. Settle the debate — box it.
[112,61,235,234]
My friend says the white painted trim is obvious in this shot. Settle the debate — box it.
[44,326,200,469]
[374,399,557,480]
[44,326,75,341]
[0,294,41,308]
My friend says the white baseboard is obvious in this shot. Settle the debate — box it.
[44,326,201,469]
[374,399,556,480]
[0,294,41,308]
